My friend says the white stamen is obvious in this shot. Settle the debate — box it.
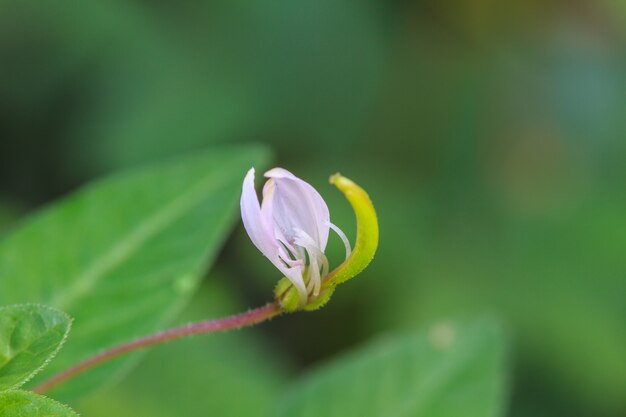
[328,221,352,259]
[294,229,328,297]
[277,238,301,263]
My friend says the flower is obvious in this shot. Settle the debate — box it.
[240,168,352,305]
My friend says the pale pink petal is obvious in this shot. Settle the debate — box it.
[261,177,305,263]
[241,168,308,303]
[240,168,277,259]
[264,168,330,251]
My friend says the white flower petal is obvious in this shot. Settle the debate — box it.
[241,168,277,258]
[264,168,330,251]
[241,168,308,304]
[242,167,351,306]
[262,177,305,263]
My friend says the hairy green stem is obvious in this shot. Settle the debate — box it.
[32,302,282,394]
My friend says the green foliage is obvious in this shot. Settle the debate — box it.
[273,319,507,417]
[0,305,71,391]
[2,0,625,415]
[357,178,626,415]
[0,146,270,399]
[0,305,79,416]
[0,391,78,417]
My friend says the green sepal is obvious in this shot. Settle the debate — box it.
[274,278,300,312]
[321,174,379,288]
[302,287,335,311]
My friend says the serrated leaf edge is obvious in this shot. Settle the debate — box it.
[0,390,80,416]
[0,303,73,392]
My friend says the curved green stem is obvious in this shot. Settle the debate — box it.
[32,302,282,394]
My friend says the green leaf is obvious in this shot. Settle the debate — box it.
[273,319,508,417]
[0,145,271,399]
[0,391,78,417]
[0,304,71,391]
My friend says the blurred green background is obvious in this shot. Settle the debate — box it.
[1,1,625,416]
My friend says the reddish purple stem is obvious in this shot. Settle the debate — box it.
[33,302,282,394]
